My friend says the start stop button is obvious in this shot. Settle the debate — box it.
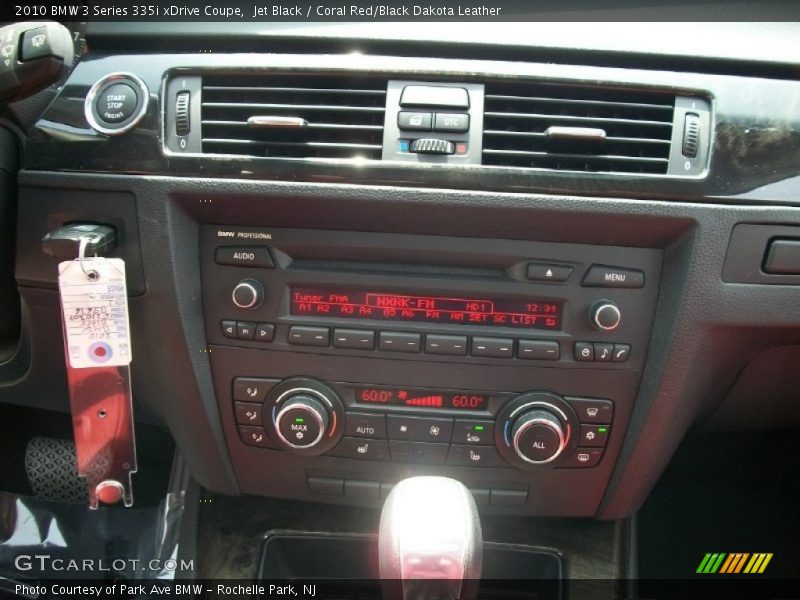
[95,83,138,124]
[85,73,149,135]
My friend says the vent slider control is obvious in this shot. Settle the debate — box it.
[247,116,309,129]
[409,138,455,155]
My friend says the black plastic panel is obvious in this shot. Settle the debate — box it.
[722,224,800,284]
[22,53,800,205]
[9,171,800,520]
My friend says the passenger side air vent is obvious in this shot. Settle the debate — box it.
[201,74,387,160]
[482,82,676,174]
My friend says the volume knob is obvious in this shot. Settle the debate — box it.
[232,279,264,309]
[590,300,621,331]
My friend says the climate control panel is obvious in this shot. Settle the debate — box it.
[203,227,657,514]
[232,376,613,471]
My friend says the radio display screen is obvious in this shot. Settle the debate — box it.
[290,287,561,330]
[355,387,488,410]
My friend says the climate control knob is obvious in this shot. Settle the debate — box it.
[232,278,264,309]
[275,394,330,449]
[511,408,567,464]
[590,300,621,331]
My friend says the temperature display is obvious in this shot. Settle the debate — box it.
[355,387,488,411]
[290,287,561,330]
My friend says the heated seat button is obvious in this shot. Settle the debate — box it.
[234,402,262,426]
[387,415,453,443]
[389,441,449,465]
[471,337,514,358]
[95,83,138,124]
[425,334,468,356]
[562,447,604,468]
[345,412,386,439]
[379,331,421,353]
[328,437,389,461]
[447,445,508,468]
[215,246,275,268]
[453,420,494,445]
[333,328,375,350]
[397,111,433,131]
[288,326,330,347]
[582,265,645,288]
[518,340,560,360]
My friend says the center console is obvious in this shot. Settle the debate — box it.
[201,226,661,515]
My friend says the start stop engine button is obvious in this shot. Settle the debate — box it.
[85,73,149,135]
[95,83,138,124]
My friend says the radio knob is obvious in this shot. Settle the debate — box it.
[275,394,330,449]
[232,279,264,309]
[511,408,567,464]
[590,300,621,331]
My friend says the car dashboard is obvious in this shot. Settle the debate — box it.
[0,17,799,595]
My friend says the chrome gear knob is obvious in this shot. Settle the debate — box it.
[379,476,483,600]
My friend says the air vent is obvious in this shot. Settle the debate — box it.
[201,74,387,160]
[483,82,676,174]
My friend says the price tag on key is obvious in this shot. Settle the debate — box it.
[55,237,137,509]
[58,257,132,368]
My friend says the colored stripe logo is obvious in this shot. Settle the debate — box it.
[697,553,773,574]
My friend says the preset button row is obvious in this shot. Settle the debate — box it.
[288,325,560,361]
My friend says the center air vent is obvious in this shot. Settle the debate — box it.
[201,75,387,160]
[482,82,676,174]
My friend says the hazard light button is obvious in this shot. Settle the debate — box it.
[526,263,574,283]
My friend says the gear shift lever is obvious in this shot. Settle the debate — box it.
[379,476,483,600]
